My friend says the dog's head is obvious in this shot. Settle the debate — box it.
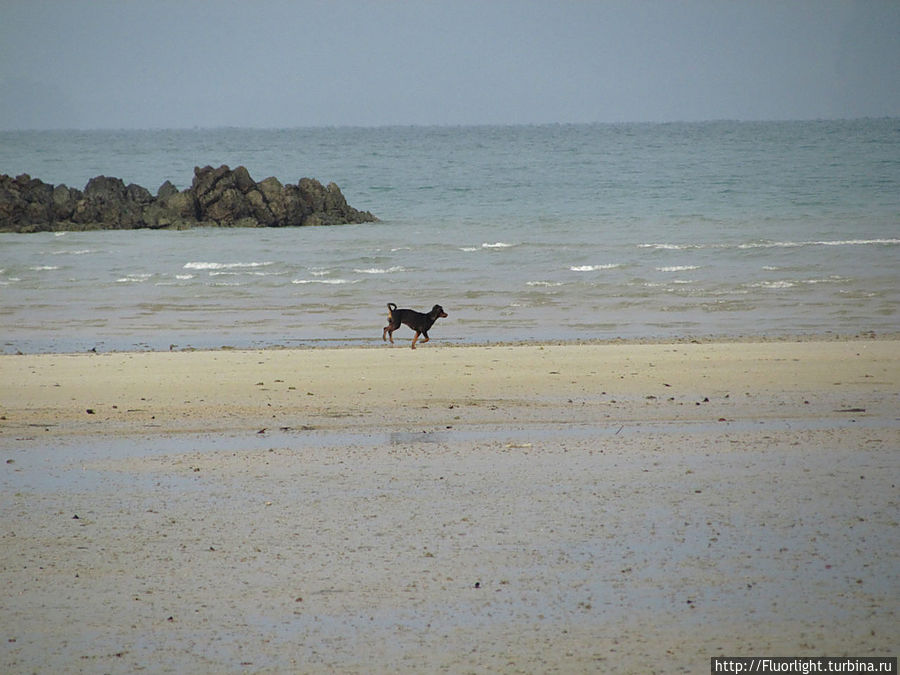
[431,304,448,319]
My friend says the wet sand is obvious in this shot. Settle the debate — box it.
[2,339,898,672]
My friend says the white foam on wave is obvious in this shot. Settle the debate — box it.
[739,242,801,250]
[482,242,514,249]
[747,275,849,290]
[741,239,899,249]
[208,270,285,277]
[51,248,95,255]
[749,280,796,289]
[656,265,699,272]
[526,281,563,287]
[175,274,194,280]
[292,278,359,285]
[116,273,153,283]
[803,276,849,284]
[641,238,899,252]
[183,261,274,270]
[29,265,60,271]
[353,266,407,274]
[639,243,688,250]
[570,264,621,272]
[815,238,900,246]
[460,247,479,252]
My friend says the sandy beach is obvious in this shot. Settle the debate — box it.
[2,338,898,673]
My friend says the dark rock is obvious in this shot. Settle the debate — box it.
[84,175,127,202]
[126,183,153,204]
[157,180,178,199]
[51,184,81,221]
[74,176,144,229]
[0,165,377,232]
[160,190,200,221]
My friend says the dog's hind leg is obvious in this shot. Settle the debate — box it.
[410,331,421,349]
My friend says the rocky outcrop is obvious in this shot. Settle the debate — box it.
[0,165,377,232]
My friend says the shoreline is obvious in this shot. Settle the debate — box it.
[3,337,898,672]
[4,328,899,357]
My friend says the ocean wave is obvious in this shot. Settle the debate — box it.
[29,265,60,271]
[353,266,407,274]
[656,265,699,272]
[208,270,286,277]
[175,274,194,280]
[741,238,900,249]
[805,276,849,284]
[640,238,900,251]
[814,238,900,246]
[116,273,153,283]
[748,280,796,289]
[747,276,849,289]
[526,281,563,287]
[482,242,514,249]
[51,248,96,255]
[183,261,274,270]
[570,264,621,272]
[291,278,360,285]
[638,243,687,250]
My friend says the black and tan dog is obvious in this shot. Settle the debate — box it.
[382,302,448,349]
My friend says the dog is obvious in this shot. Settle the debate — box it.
[382,303,448,349]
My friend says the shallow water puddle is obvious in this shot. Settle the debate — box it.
[3,415,896,495]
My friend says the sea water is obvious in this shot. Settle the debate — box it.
[1,120,898,353]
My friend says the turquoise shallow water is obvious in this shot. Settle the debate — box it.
[1,120,898,352]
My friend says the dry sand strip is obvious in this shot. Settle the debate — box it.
[1,340,899,673]
[2,339,899,437]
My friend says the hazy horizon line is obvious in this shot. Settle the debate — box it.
[3,115,898,134]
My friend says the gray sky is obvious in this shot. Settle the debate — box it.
[1,0,898,130]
